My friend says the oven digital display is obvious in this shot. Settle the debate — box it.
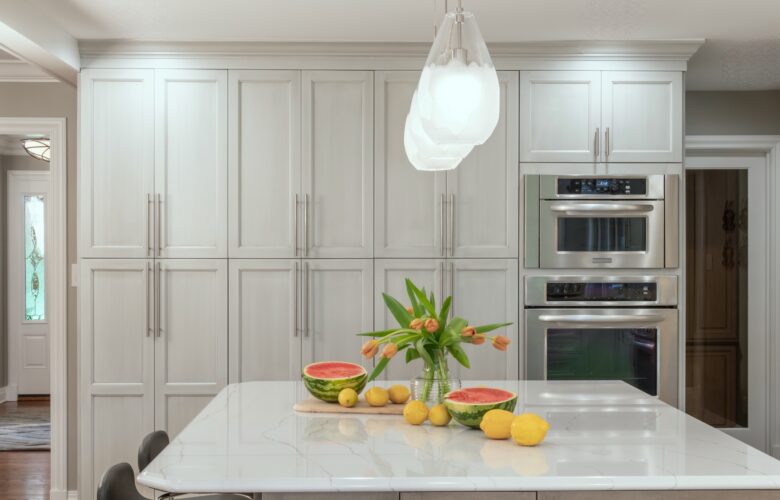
[545,282,657,302]
[557,178,647,195]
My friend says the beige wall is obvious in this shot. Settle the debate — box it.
[0,82,77,489]
[686,90,780,135]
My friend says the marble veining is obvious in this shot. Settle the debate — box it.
[137,380,780,493]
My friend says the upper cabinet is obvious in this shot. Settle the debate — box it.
[520,70,682,163]
[80,69,155,258]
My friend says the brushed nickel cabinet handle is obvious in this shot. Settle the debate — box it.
[294,194,299,257]
[449,194,455,257]
[594,128,600,158]
[293,261,299,337]
[156,262,162,337]
[439,261,444,304]
[146,263,152,337]
[146,194,153,256]
[605,127,610,160]
[440,194,446,257]
[156,194,163,256]
[303,262,309,338]
[303,194,309,257]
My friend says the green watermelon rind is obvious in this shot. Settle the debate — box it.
[443,391,518,429]
[302,362,368,403]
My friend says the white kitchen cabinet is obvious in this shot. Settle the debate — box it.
[154,259,228,436]
[229,259,301,382]
[79,69,155,258]
[228,70,302,258]
[155,70,228,258]
[302,71,374,258]
[374,71,446,258]
[450,71,519,258]
[448,259,519,380]
[520,70,601,163]
[79,259,155,499]
[301,259,373,370]
[374,259,446,381]
[602,71,683,162]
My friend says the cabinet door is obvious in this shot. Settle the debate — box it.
[519,70,601,163]
[374,259,445,381]
[302,71,373,258]
[156,70,228,258]
[229,259,301,382]
[301,260,373,370]
[155,259,227,437]
[450,71,519,258]
[602,71,683,162]
[79,69,155,258]
[375,71,446,258]
[449,259,519,380]
[79,259,154,499]
[228,70,301,258]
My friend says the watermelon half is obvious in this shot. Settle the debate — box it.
[302,361,368,403]
[443,387,518,428]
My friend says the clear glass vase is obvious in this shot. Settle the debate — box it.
[410,350,461,404]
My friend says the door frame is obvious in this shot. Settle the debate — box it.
[0,118,67,499]
[7,170,50,396]
[685,135,780,456]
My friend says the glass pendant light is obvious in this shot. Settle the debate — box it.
[404,91,473,171]
[20,138,50,162]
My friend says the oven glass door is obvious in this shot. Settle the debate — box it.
[540,200,664,268]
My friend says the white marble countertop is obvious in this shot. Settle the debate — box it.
[137,380,780,493]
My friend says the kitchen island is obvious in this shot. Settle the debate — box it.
[137,380,780,499]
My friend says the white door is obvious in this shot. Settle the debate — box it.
[374,259,446,381]
[8,171,49,395]
[155,259,227,437]
[301,259,373,371]
[450,71,519,258]
[374,71,447,258]
[602,71,682,162]
[519,70,601,163]
[155,70,228,258]
[229,259,301,382]
[79,68,155,258]
[448,259,519,380]
[79,259,155,500]
[302,71,373,258]
[228,70,301,258]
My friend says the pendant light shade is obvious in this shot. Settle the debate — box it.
[404,91,473,171]
[20,138,51,162]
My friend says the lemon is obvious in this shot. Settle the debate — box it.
[510,413,550,446]
[388,384,411,404]
[364,386,389,407]
[479,409,514,439]
[428,404,452,426]
[403,400,429,425]
[338,388,358,408]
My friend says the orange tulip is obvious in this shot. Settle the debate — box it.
[382,343,398,359]
[491,335,511,351]
[361,340,379,358]
[410,318,424,330]
[461,326,476,337]
[472,334,486,345]
[424,318,439,333]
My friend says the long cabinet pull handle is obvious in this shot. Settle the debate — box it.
[146,263,152,337]
[605,127,610,160]
[294,194,299,257]
[303,262,309,338]
[146,194,153,256]
[594,128,600,158]
[449,194,455,257]
[449,262,454,306]
[439,261,444,306]
[303,194,309,257]
[440,194,446,257]
[156,194,163,256]
[293,262,299,337]
[156,262,162,337]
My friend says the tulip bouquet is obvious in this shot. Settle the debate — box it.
[358,279,512,402]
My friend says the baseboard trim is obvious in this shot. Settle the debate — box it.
[0,386,6,404]
[4,384,18,402]
[49,489,74,500]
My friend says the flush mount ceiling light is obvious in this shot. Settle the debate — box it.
[404,0,499,171]
[21,138,50,162]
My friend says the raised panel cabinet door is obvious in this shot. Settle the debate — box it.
[155,259,228,437]
[228,70,302,258]
[229,259,301,382]
[602,71,683,162]
[301,259,373,371]
[449,259,519,380]
[78,259,154,499]
[79,69,155,258]
[519,70,602,163]
[302,71,374,258]
[374,259,445,381]
[375,71,446,258]
[450,71,519,258]
[156,69,228,258]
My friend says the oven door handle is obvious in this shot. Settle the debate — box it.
[537,314,665,325]
[548,203,655,216]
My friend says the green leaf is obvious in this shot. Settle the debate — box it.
[447,343,471,369]
[415,339,434,366]
[448,317,468,334]
[412,287,437,317]
[368,357,390,382]
[474,322,513,334]
[382,293,413,328]
[356,328,399,337]
[405,279,424,317]
[429,291,436,311]
[439,296,452,322]
[405,349,421,364]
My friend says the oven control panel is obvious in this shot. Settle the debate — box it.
[557,178,647,196]
[545,282,657,302]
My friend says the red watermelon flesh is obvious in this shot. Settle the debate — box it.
[302,361,368,403]
[304,361,365,379]
[447,387,515,403]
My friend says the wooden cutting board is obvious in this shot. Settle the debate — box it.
[294,398,405,415]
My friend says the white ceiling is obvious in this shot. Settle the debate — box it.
[24,0,780,90]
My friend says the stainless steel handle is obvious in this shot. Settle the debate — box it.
[439,261,444,304]
[146,263,152,337]
[537,314,664,325]
[449,262,454,308]
[303,262,309,338]
[293,261,299,337]
[605,127,610,160]
[156,262,162,337]
[146,194,153,256]
[594,128,600,158]
[549,203,654,216]
[449,194,455,257]
[440,194,446,257]
[156,194,162,256]
[294,194,299,257]
[303,194,309,257]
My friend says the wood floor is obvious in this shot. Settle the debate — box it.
[0,400,50,500]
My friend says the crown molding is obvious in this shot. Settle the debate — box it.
[0,60,59,82]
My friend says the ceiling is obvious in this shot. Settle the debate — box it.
[23,0,780,90]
